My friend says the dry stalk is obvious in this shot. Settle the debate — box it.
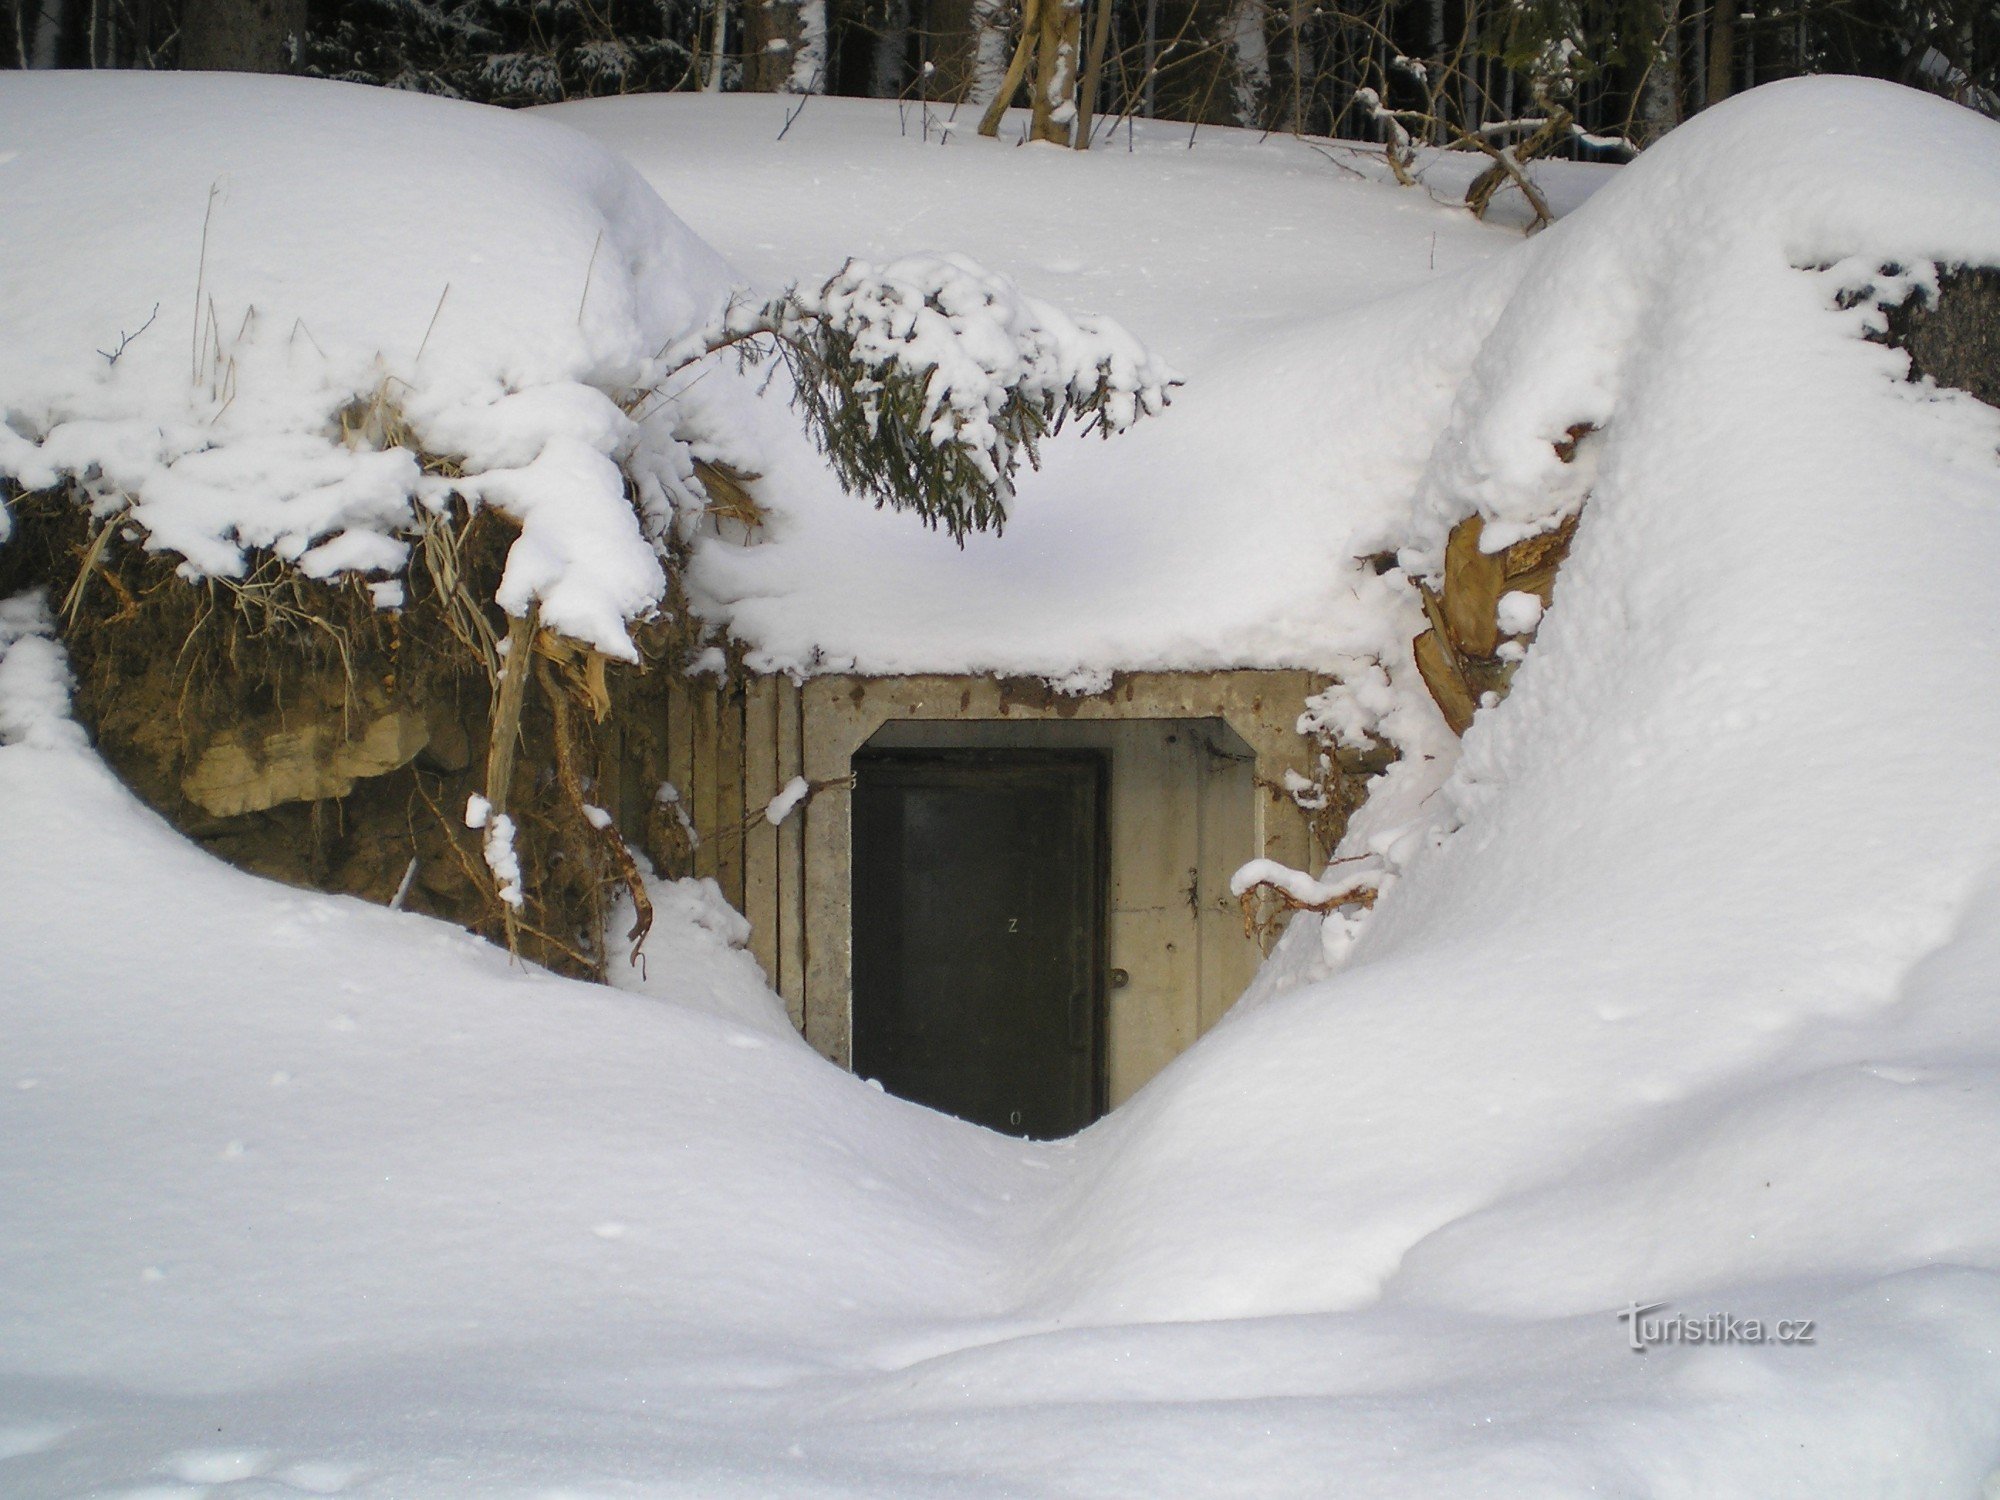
[537,653,654,966]
[60,514,121,628]
[693,458,767,535]
[412,503,504,691]
[484,604,540,954]
[1236,872,1379,940]
[533,628,612,721]
[723,772,851,845]
[415,776,508,930]
[414,775,598,974]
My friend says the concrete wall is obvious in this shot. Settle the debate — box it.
[623,670,1332,1094]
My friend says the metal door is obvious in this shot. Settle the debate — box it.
[852,750,1106,1138]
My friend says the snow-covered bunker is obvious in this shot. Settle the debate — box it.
[633,664,1338,1136]
[0,71,1384,1144]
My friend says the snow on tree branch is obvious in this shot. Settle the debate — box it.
[668,253,1179,543]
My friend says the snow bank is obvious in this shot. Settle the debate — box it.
[1022,78,2000,1486]
[0,592,1058,1462]
[0,73,740,656]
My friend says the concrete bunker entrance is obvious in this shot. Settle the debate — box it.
[853,716,1264,1128]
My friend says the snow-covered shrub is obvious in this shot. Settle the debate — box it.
[676,254,1179,543]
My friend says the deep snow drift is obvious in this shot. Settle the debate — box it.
[5,74,2000,1498]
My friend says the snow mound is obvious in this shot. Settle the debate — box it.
[1025,80,2000,1485]
[0,587,1049,1403]
[0,73,740,657]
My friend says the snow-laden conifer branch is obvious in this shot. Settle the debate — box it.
[663,253,1179,543]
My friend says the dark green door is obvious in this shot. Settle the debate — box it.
[852,750,1106,1139]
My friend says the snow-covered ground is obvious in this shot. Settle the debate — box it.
[6,72,2000,1498]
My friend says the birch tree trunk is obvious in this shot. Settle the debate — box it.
[1634,0,1682,143]
[703,0,730,90]
[972,0,1014,106]
[979,0,1040,134]
[1227,0,1270,128]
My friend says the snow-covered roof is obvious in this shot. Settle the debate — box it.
[550,94,1559,679]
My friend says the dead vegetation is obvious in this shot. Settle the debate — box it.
[1235,859,1380,941]
[1409,428,1589,736]
[0,468,715,981]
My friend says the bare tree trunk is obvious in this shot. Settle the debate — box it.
[1704,2,1733,105]
[1141,0,1158,116]
[870,0,909,95]
[1424,0,1445,140]
[972,0,1013,104]
[1634,0,1681,143]
[979,0,1039,133]
[749,0,809,90]
[1287,0,1305,134]
[129,0,155,66]
[1457,0,1480,132]
[704,0,730,90]
[179,0,302,69]
[746,0,789,90]
[1073,0,1113,147]
[790,0,828,90]
[1227,0,1268,127]
[1028,0,1078,142]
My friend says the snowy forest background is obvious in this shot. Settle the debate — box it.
[5,0,1994,161]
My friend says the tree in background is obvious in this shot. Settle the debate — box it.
[181,0,301,68]
[295,0,705,100]
[6,0,1992,138]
